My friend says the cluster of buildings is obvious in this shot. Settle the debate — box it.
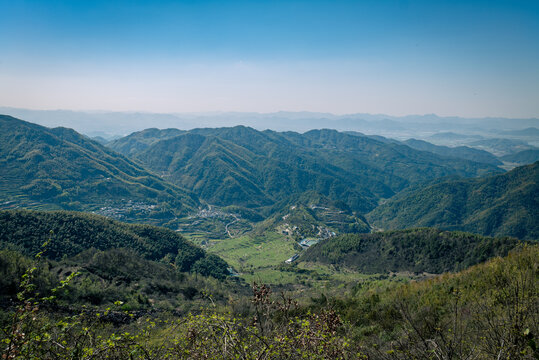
[94,200,156,219]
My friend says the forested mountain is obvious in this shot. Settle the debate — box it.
[111,126,501,214]
[0,115,198,224]
[500,149,539,165]
[403,138,502,165]
[367,162,539,239]
[5,116,535,244]
[0,209,228,278]
[108,127,185,156]
[300,228,523,274]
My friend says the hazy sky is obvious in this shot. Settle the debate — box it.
[1,0,538,117]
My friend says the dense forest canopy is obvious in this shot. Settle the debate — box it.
[368,161,539,239]
[0,209,229,278]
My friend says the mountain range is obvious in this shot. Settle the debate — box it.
[0,113,537,360]
[2,114,537,240]
[110,126,501,215]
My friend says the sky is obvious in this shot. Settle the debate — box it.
[1,0,538,117]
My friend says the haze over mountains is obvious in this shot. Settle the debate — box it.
[1,107,538,141]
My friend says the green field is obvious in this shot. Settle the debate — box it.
[206,231,297,271]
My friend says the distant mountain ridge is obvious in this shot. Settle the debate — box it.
[1,107,537,135]
[367,162,539,239]
[499,127,539,137]
[467,138,536,156]
[403,138,502,165]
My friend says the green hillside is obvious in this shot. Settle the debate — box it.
[287,128,500,179]
[300,228,523,274]
[367,162,539,239]
[1,232,536,359]
[114,126,501,215]
[0,115,198,225]
[137,132,276,208]
[336,244,539,359]
[0,209,228,279]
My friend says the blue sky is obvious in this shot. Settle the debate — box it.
[1,0,538,117]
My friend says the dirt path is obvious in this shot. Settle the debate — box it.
[225,215,239,238]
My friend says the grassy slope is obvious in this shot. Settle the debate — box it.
[207,232,296,270]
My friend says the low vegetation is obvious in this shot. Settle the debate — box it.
[1,238,537,359]
[334,244,539,359]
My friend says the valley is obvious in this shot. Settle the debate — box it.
[0,114,537,359]
[2,114,537,275]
